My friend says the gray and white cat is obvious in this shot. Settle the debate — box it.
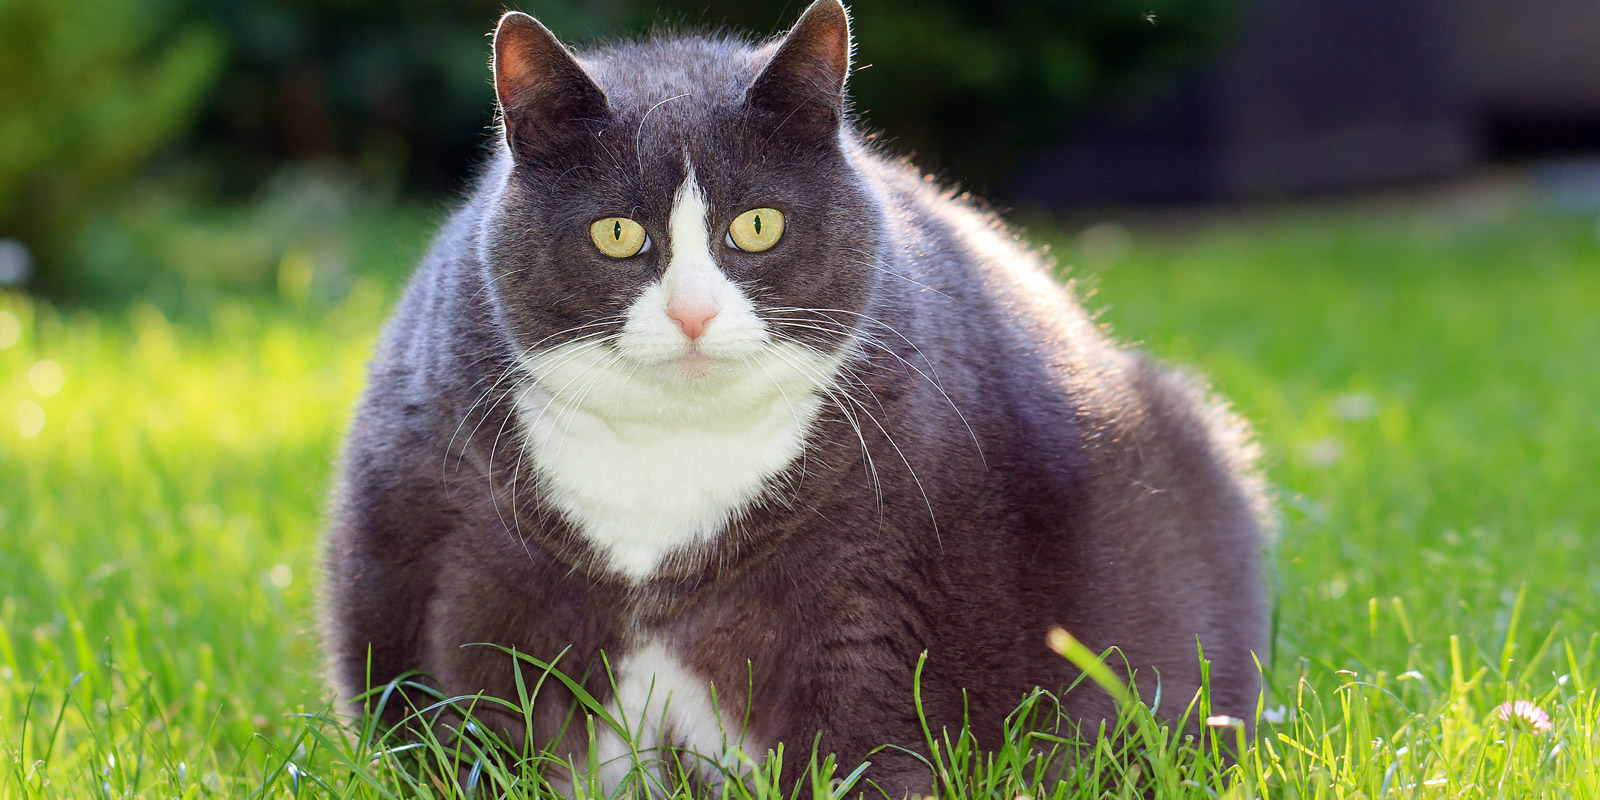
[322,1,1269,793]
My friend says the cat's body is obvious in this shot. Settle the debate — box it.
[323,2,1268,793]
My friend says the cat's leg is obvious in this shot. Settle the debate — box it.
[321,495,445,734]
[418,547,631,790]
[787,615,944,798]
[321,408,467,735]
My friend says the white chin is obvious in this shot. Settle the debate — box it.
[673,352,715,377]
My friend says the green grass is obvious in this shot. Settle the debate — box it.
[2,195,1598,798]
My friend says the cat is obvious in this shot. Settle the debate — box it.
[321,0,1270,794]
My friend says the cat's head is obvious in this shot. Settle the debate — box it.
[480,0,879,424]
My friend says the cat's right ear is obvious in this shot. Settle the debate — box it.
[492,11,608,161]
[745,0,852,143]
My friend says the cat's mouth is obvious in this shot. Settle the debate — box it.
[643,347,757,385]
[523,336,843,426]
[616,338,770,382]
[672,351,715,377]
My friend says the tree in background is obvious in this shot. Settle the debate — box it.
[664,0,1241,192]
[0,0,221,294]
[186,0,1238,196]
[0,0,1237,300]
[190,0,631,196]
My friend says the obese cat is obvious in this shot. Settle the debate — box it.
[322,0,1269,793]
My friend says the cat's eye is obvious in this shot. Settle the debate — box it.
[726,208,785,252]
[590,217,651,258]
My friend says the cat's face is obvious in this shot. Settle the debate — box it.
[481,1,876,424]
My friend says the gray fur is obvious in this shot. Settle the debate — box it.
[322,1,1269,793]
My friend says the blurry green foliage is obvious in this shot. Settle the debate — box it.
[0,0,221,293]
[186,0,609,195]
[0,0,1238,301]
[183,0,1240,195]
[649,0,1241,188]
[67,167,433,315]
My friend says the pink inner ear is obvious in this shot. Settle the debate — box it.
[787,1,850,85]
[768,0,857,101]
[807,20,849,78]
[493,14,573,112]
[808,35,847,82]
[495,28,540,109]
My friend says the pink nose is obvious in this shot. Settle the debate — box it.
[667,303,718,340]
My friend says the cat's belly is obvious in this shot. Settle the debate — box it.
[513,386,823,580]
[592,640,754,789]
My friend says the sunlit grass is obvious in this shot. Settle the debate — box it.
[1,198,1597,797]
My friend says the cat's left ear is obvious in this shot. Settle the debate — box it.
[493,11,609,161]
[745,0,852,141]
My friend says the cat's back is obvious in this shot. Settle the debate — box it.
[853,147,1270,698]
[855,143,1255,485]
[849,146,1114,378]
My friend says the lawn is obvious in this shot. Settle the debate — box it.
[1,190,1597,797]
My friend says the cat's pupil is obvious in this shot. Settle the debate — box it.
[753,215,762,235]
[613,221,622,241]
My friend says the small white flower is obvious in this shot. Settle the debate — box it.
[1497,700,1553,735]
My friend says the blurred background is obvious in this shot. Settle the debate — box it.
[3,0,1597,309]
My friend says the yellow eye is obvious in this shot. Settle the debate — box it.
[590,217,650,258]
[727,208,785,252]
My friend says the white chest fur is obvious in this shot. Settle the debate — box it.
[513,381,822,579]
[592,639,752,789]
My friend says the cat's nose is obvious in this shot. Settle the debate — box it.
[667,301,718,340]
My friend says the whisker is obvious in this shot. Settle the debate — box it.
[761,340,886,524]
[444,315,626,465]
[746,352,815,508]
[510,348,629,551]
[636,93,691,177]
[832,247,967,307]
[763,313,987,467]
[546,350,628,468]
[468,266,526,307]
[766,338,942,547]
[447,329,617,479]
[484,336,619,559]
